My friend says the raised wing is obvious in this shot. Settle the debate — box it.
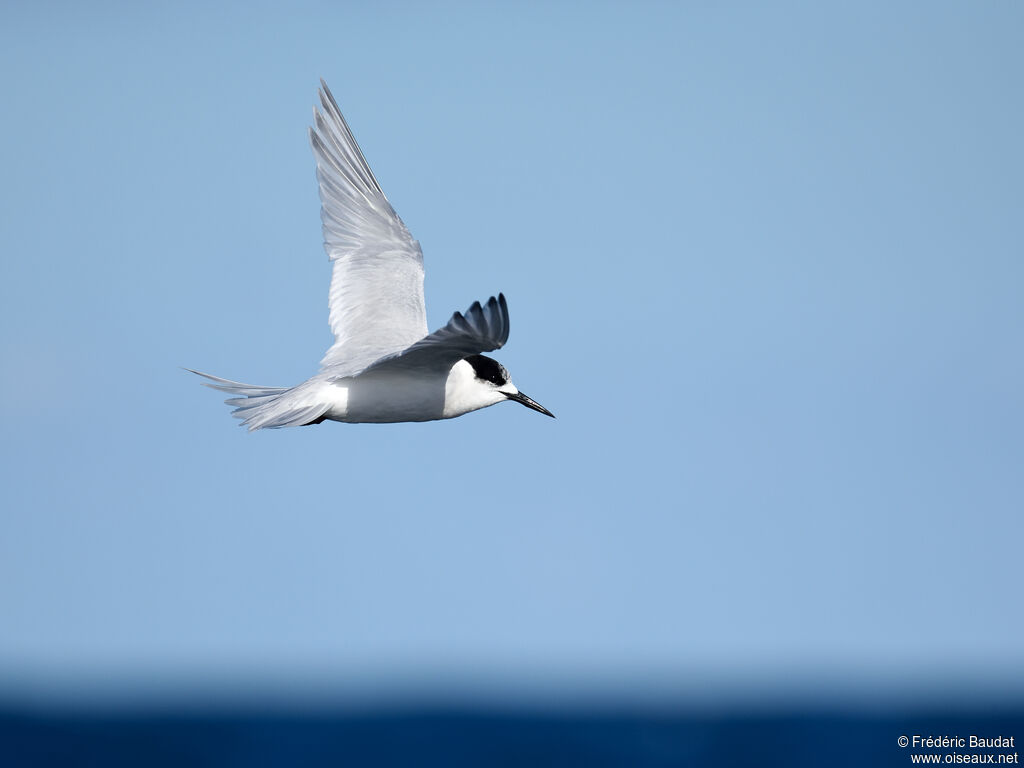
[310,80,428,377]
[359,294,510,376]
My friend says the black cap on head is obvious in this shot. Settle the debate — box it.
[464,354,508,386]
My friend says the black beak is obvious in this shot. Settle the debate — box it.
[506,391,555,418]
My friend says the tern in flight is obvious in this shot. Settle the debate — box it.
[189,81,553,430]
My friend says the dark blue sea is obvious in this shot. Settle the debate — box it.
[2,704,1021,767]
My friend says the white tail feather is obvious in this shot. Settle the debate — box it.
[185,369,330,431]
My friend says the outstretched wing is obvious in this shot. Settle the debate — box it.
[359,294,510,376]
[310,80,428,377]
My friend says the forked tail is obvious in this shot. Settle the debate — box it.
[185,369,328,431]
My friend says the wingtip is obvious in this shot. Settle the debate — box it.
[498,293,510,344]
[318,79,340,113]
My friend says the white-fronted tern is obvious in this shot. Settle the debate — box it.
[189,81,553,430]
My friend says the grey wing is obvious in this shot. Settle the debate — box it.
[310,80,428,377]
[360,294,510,376]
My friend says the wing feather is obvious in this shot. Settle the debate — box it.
[310,80,428,377]
[360,294,511,376]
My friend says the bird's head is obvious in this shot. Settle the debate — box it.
[445,354,554,418]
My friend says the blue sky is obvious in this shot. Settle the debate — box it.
[1,2,1022,704]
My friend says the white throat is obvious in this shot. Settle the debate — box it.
[443,359,515,418]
